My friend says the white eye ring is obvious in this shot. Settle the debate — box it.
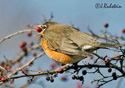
[42,25,47,29]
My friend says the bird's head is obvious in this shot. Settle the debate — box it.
[37,22,58,36]
[37,25,47,36]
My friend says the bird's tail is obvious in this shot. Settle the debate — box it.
[100,43,123,48]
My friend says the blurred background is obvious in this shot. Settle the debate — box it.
[0,0,125,88]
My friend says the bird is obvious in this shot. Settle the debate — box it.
[37,22,119,65]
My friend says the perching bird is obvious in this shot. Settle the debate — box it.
[37,22,119,64]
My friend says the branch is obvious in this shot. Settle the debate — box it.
[11,44,41,65]
[92,53,125,75]
[8,52,45,78]
[20,76,38,88]
[90,75,124,87]
[0,64,123,81]
[87,29,125,43]
[0,66,7,76]
[0,29,36,44]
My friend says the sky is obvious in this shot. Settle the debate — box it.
[0,0,125,88]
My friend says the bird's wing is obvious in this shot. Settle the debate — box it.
[69,30,119,48]
[44,24,92,57]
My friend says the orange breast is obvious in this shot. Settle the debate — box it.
[41,38,72,64]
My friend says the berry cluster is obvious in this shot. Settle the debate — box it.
[45,68,64,83]
[46,76,54,82]
[0,61,14,83]
[71,70,87,83]
[72,75,84,82]
[27,32,32,37]
[20,41,27,53]
[0,61,11,72]
[20,41,36,56]
[0,75,14,83]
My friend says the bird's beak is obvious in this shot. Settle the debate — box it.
[37,32,44,36]
[37,25,42,28]
[37,25,46,36]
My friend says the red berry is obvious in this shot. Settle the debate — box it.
[72,75,76,80]
[22,47,27,53]
[104,23,109,28]
[76,82,82,88]
[9,79,14,83]
[105,59,110,66]
[27,32,32,37]
[89,56,93,59]
[20,44,24,48]
[20,41,27,48]
[22,41,27,46]
[6,66,11,71]
[58,68,63,73]
[23,68,28,73]
[105,59,110,63]
[1,61,5,67]
[1,75,6,80]
[37,27,42,32]
[32,52,36,56]
[60,76,67,81]
[122,29,125,33]
[50,64,55,69]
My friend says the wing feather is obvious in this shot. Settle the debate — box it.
[43,24,92,57]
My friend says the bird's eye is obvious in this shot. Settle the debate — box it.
[42,25,47,29]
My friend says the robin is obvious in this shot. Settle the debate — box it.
[37,22,119,65]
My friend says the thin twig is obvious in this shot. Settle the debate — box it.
[8,52,45,78]
[0,66,7,76]
[20,76,38,88]
[0,29,36,44]
[11,44,41,65]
